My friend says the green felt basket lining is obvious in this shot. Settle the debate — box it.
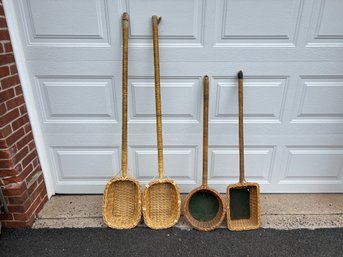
[188,191,220,222]
[230,188,250,220]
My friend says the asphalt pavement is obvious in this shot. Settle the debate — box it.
[0,228,342,257]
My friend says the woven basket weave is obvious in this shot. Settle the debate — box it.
[103,177,141,229]
[183,76,225,231]
[142,15,181,229]
[143,179,180,229]
[102,13,142,229]
[226,71,261,231]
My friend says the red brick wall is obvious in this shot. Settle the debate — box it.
[0,0,48,228]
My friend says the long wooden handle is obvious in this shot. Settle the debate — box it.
[202,75,209,188]
[238,70,246,183]
[152,15,164,179]
[121,12,129,177]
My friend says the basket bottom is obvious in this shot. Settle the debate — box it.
[143,182,180,229]
[227,184,260,231]
[103,179,141,229]
[188,191,220,222]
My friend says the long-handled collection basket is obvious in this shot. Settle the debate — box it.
[183,75,225,231]
[142,15,181,230]
[102,12,142,229]
[226,71,261,231]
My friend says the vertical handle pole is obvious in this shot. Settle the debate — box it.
[152,15,164,179]
[121,12,129,177]
[202,75,209,188]
[238,71,246,183]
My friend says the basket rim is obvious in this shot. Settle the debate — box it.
[144,177,179,187]
[226,181,260,190]
[183,186,226,231]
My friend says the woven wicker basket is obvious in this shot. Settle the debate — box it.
[142,15,181,229]
[183,76,225,231]
[226,182,260,231]
[143,178,180,229]
[226,71,261,231]
[102,13,142,229]
[103,177,141,229]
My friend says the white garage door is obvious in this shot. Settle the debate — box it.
[5,0,343,194]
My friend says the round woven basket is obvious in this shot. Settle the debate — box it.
[183,76,225,231]
[183,188,225,231]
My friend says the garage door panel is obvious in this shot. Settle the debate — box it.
[124,0,204,47]
[307,0,343,47]
[216,0,303,46]
[36,76,117,122]
[208,146,275,184]
[28,62,121,131]
[130,145,198,184]
[15,0,121,60]
[280,147,343,183]
[51,147,120,181]
[129,76,201,123]
[316,0,343,37]
[291,76,343,123]
[211,76,288,123]
[19,0,110,45]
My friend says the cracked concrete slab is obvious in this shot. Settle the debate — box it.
[33,194,343,230]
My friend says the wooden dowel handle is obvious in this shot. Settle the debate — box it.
[202,75,209,188]
[238,70,246,183]
[152,15,164,179]
[121,12,129,177]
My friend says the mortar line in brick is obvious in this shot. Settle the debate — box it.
[5,95,25,111]
[0,66,11,78]
[1,74,21,90]
[3,126,31,149]
[15,132,34,149]
[0,152,13,160]
[0,88,16,106]
[26,170,41,187]
[4,127,25,147]
[13,146,30,165]
[21,148,39,171]
[9,111,30,133]
[32,162,41,172]
[24,186,47,219]
[13,165,34,185]
[6,190,29,204]
[28,180,45,203]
